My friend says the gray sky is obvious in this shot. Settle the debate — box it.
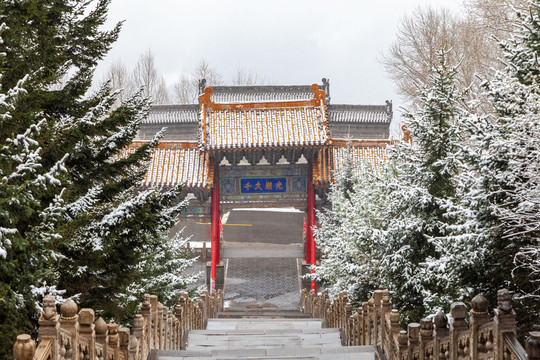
[97,0,464,123]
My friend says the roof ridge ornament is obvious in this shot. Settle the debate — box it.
[199,87,214,109]
[310,84,325,106]
[402,124,412,143]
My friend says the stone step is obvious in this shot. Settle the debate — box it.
[189,328,340,336]
[217,310,310,319]
[206,319,323,331]
[186,333,342,349]
[152,345,376,359]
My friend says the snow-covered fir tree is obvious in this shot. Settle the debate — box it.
[316,53,471,323]
[379,52,470,321]
[464,0,540,331]
[314,147,388,305]
[0,0,197,355]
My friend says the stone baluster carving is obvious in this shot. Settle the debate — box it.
[362,301,369,345]
[140,294,151,353]
[381,290,392,351]
[470,294,489,360]
[149,295,159,350]
[373,290,383,345]
[450,302,469,360]
[420,318,433,360]
[399,329,409,360]
[127,335,138,360]
[107,323,119,360]
[408,323,420,360]
[494,289,516,360]
[155,302,163,350]
[78,309,95,360]
[94,317,108,360]
[434,311,449,360]
[118,327,130,360]
[389,309,401,358]
[345,303,353,345]
[132,314,145,359]
[526,332,540,360]
[59,299,78,360]
[13,334,36,360]
[38,294,60,358]
[174,303,184,349]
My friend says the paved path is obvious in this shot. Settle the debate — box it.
[222,209,304,310]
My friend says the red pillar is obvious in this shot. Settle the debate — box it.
[307,160,317,293]
[210,163,220,294]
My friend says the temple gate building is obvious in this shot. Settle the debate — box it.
[127,79,392,291]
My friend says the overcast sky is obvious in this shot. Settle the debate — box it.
[96,0,465,124]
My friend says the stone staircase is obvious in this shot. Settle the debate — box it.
[150,312,375,360]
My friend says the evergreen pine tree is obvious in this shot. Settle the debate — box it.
[0,0,196,355]
[315,147,388,305]
[464,0,540,331]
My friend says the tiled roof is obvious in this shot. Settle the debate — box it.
[202,105,329,150]
[209,85,325,103]
[328,105,391,123]
[119,142,212,189]
[144,105,198,124]
[332,145,387,174]
[312,141,389,186]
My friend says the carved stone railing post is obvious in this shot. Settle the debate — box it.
[140,294,151,353]
[133,314,146,359]
[399,329,409,360]
[373,290,383,346]
[419,318,433,360]
[342,292,349,330]
[128,334,139,360]
[13,334,35,360]
[119,327,130,359]
[38,294,60,358]
[94,317,108,360]
[408,323,420,360]
[149,295,159,350]
[450,302,468,360]
[381,290,392,351]
[350,312,359,346]
[174,303,184,349]
[78,309,95,360]
[362,301,369,345]
[470,294,490,360]
[168,312,174,350]
[156,302,164,350]
[58,299,79,360]
[434,311,449,360]
[107,323,120,360]
[345,303,353,345]
[526,332,540,360]
[494,289,516,360]
[301,289,307,312]
[390,309,401,357]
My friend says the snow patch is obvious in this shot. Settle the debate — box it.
[233,207,303,213]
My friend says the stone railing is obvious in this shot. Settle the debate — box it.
[13,290,224,360]
[301,288,540,360]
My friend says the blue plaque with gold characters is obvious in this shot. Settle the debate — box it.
[240,178,287,193]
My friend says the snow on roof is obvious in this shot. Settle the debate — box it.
[202,105,329,150]
[144,105,198,124]
[119,142,212,190]
[209,85,319,103]
[329,104,391,123]
[312,141,390,186]
[198,84,330,150]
